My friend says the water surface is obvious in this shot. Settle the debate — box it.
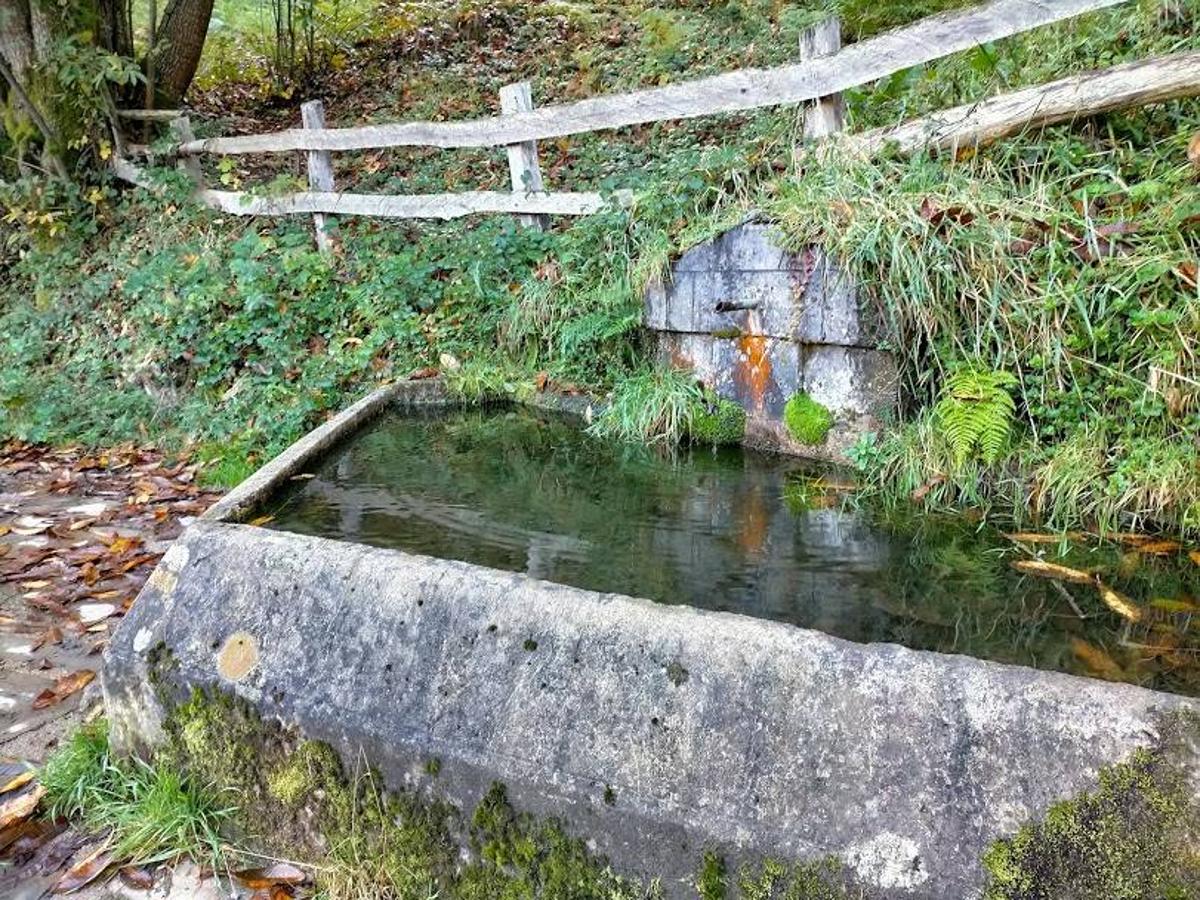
[263,407,1200,695]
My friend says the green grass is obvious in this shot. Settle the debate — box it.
[41,722,234,867]
[588,368,703,445]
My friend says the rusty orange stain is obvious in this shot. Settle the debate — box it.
[734,331,771,415]
[734,484,769,558]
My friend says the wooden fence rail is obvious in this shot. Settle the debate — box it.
[174,0,1125,156]
[110,0,1199,252]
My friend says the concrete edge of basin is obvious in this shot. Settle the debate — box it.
[104,520,1199,899]
[201,378,452,524]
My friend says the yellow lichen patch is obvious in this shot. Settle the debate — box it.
[217,631,259,682]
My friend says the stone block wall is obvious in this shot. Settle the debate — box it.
[644,222,898,461]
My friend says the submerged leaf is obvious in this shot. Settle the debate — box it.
[1010,559,1094,585]
[1096,582,1144,623]
[1070,638,1125,680]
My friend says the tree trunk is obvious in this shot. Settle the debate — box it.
[151,0,213,105]
[0,0,33,80]
[96,0,133,59]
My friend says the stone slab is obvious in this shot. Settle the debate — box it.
[644,223,877,347]
[104,522,1197,899]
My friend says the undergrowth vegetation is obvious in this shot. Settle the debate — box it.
[40,721,232,866]
[1,0,1197,533]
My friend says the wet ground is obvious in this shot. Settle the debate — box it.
[264,406,1200,695]
[0,443,229,899]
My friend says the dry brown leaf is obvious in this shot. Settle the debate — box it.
[1010,559,1095,585]
[1189,131,1200,168]
[234,862,308,889]
[118,865,155,889]
[1096,582,1144,623]
[0,768,36,795]
[32,669,96,710]
[1187,549,1200,568]
[52,841,113,893]
[0,784,44,831]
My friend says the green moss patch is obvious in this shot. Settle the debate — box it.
[982,715,1200,900]
[783,394,833,446]
[157,688,647,900]
[688,394,747,447]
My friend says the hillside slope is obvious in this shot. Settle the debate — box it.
[1,0,1197,532]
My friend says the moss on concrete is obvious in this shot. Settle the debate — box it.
[696,850,728,900]
[783,394,833,446]
[156,687,650,900]
[689,395,747,447]
[738,857,865,899]
[981,714,1200,900]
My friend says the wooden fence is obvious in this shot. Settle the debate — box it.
[112,0,1200,252]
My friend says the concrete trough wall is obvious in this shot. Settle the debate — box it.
[101,380,1199,897]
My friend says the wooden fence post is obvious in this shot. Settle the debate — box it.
[300,100,338,254]
[169,116,203,185]
[799,17,845,140]
[498,81,547,230]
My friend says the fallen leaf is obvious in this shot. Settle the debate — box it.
[118,865,155,889]
[247,515,275,527]
[1150,597,1200,614]
[234,862,308,889]
[1189,130,1200,168]
[1071,637,1125,680]
[1004,532,1081,544]
[0,784,44,830]
[1132,539,1181,556]
[105,536,140,556]
[0,768,36,795]
[52,841,113,893]
[1096,582,1144,622]
[32,670,96,710]
[1190,549,1200,567]
[76,604,117,625]
[1010,559,1095,585]
[910,475,944,503]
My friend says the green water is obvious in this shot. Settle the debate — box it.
[262,406,1200,695]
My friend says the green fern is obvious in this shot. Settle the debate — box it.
[934,369,1018,465]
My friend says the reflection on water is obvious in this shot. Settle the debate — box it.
[262,407,1200,695]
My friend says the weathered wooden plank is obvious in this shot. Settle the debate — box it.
[300,100,338,254]
[193,189,622,219]
[852,51,1200,156]
[168,117,203,184]
[799,17,845,140]
[500,81,548,230]
[111,156,158,189]
[178,0,1128,156]
[116,108,183,121]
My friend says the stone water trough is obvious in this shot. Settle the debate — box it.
[102,378,1199,898]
